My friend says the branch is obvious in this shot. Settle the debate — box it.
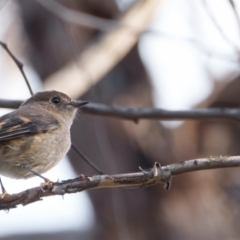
[81,104,240,122]
[1,100,240,122]
[0,42,33,96]
[35,0,117,32]
[1,156,239,210]
[0,99,22,109]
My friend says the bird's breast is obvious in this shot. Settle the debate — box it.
[0,127,71,179]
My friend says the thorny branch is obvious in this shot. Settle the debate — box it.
[0,156,239,210]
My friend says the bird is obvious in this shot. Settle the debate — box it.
[0,90,88,196]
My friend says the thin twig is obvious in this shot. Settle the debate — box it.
[0,155,239,210]
[71,143,105,174]
[0,42,33,96]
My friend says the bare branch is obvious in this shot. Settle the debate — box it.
[162,155,240,175]
[81,104,240,122]
[0,42,33,96]
[0,99,22,109]
[1,156,239,210]
[1,100,240,122]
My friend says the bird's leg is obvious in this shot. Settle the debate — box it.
[21,165,53,191]
[0,178,8,199]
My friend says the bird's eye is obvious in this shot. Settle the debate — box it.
[51,97,60,104]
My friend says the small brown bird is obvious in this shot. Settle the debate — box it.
[0,91,88,181]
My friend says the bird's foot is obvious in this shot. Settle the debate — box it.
[20,165,54,191]
[40,178,54,192]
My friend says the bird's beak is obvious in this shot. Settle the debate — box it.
[70,100,89,108]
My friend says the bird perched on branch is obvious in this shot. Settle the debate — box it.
[0,91,88,197]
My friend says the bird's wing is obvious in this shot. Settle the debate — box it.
[0,116,59,141]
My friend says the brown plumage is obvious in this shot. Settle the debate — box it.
[0,91,88,179]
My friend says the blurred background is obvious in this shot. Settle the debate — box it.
[0,0,240,239]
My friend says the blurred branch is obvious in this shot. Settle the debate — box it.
[36,0,240,64]
[42,0,162,98]
[202,0,240,53]
[36,0,166,36]
[40,0,240,99]
[35,0,118,32]
[2,100,240,122]
[228,0,240,30]
[0,99,22,109]
[1,155,240,210]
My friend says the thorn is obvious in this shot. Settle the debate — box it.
[139,166,149,175]
[133,118,139,124]
[0,178,8,199]
[79,174,86,181]
[164,181,171,190]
